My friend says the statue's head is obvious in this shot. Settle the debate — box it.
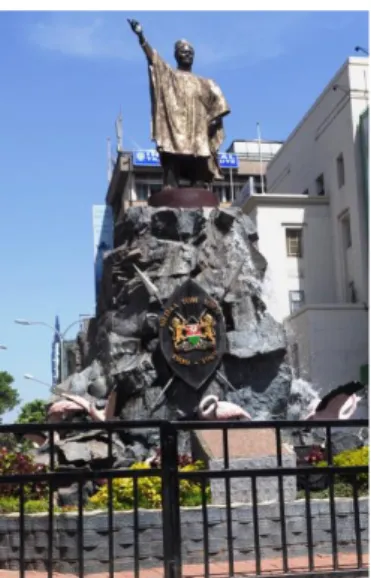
[174,39,194,69]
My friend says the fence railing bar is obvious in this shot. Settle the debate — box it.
[161,423,182,578]
[251,475,261,575]
[275,427,288,573]
[0,418,367,435]
[108,430,114,578]
[304,472,314,572]
[19,482,25,578]
[1,464,367,486]
[169,418,368,430]
[77,480,84,578]
[133,477,140,578]
[352,474,363,569]
[326,426,339,570]
[256,570,368,578]
[47,429,55,578]
[201,477,210,578]
[223,428,234,577]
[177,465,368,480]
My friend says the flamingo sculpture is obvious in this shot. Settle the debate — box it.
[26,390,118,449]
[198,394,251,420]
[48,389,117,423]
[304,381,365,421]
[23,432,50,448]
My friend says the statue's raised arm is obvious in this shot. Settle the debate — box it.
[127,19,154,64]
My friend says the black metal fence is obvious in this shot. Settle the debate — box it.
[0,419,368,578]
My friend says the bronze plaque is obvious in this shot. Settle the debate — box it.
[159,279,226,389]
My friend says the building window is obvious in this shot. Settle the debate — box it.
[315,173,325,196]
[289,290,305,314]
[336,153,345,188]
[136,183,148,201]
[149,184,162,197]
[286,228,303,257]
[348,281,357,303]
[341,211,352,248]
[253,175,267,195]
[291,343,300,379]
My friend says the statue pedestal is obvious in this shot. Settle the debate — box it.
[148,187,219,208]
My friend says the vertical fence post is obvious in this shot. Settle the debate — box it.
[161,422,182,578]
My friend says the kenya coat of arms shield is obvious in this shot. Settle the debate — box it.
[159,279,226,389]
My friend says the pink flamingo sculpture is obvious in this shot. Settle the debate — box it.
[304,381,364,421]
[198,395,251,420]
[26,390,118,448]
[48,390,117,423]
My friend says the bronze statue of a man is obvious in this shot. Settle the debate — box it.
[128,19,231,189]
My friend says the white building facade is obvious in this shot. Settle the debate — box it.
[242,57,369,395]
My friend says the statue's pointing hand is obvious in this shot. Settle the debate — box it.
[128,19,143,36]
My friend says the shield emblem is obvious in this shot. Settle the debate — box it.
[159,279,226,389]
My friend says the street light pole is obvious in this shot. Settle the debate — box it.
[24,374,65,396]
[15,318,89,383]
[24,373,53,389]
[355,46,369,56]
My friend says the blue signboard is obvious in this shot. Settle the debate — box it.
[218,152,239,169]
[132,150,239,169]
[133,150,161,166]
[51,315,61,386]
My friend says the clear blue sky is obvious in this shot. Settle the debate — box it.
[0,10,368,422]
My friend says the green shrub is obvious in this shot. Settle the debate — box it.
[317,446,368,487]
[0,447,49,500]
[299,445,370,500]
[88,459,210,510]
[333,446,368,486]
[0,496,51,513]
[0,496,19,513]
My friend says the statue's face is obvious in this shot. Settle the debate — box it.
[175,44,194,68]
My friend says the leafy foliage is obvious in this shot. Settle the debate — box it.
[0,371,20,422]
[298,445,369,499]
[304,446,325,465]
[0,432,20,452]
[0,497,50,514]
[16,399,47,424]
[317,445,369,487]
[296,481,368,500]
[0,447,48,500]
[89,456,210,510]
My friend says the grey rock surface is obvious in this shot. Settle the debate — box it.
[43,207,364,479]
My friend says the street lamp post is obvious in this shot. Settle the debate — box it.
[15,318,89,383]
[355,46,369,56]
[24,373,55,389]
[24,375,67,404]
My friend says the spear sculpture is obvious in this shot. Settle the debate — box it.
[133,264,164,307]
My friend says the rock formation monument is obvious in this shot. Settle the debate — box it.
[34,204,322,492]
[28,20,366,503]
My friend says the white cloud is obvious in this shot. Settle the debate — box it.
[195,11,306,68]
[29,16,137,60]
[28,11,308,67]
